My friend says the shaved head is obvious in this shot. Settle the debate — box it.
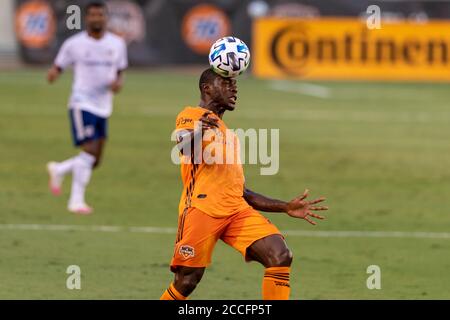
[199,68,222,93]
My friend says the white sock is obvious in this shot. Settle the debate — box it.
[69,151,96,206]
[54,157,77,176]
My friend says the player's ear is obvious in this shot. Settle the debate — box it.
[201,83,211,96]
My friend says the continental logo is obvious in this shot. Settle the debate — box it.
[253,18,450,81]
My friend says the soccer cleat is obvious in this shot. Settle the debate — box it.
[47,162,63,196]
[68,203,93,215]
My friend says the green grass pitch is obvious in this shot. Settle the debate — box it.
[1,69,450,299]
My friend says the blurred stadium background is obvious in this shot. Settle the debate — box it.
[1,0,450,299]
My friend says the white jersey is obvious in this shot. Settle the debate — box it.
[54,31,128,118]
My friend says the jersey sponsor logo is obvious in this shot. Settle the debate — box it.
[83,60,114,67]
[179,245,195,259]
[181,4,231,54]
[82,49,115,67]
[176,117,193,126]
[15,0,56,49]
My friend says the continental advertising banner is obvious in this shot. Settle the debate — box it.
[253,18,450,81]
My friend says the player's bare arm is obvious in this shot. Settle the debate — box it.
[47,65,62,83]
[243,187,328,225]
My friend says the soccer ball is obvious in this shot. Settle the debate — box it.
[208,36,250,78]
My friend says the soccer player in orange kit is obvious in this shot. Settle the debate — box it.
[161,69,328,300]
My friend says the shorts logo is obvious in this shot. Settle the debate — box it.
[179,245,195,259]
[84,125,95,138]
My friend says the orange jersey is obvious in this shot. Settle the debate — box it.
[175,106,251,218]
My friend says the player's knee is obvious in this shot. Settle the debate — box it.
[268,247,293,267]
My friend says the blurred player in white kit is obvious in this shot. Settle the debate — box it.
[46,1,128,214]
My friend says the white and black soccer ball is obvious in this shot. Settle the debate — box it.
[208,36,250,78]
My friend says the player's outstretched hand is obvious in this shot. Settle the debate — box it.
[199,112,219,131]
[286,189,328,225]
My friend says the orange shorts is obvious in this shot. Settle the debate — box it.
[170,206,282,272]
